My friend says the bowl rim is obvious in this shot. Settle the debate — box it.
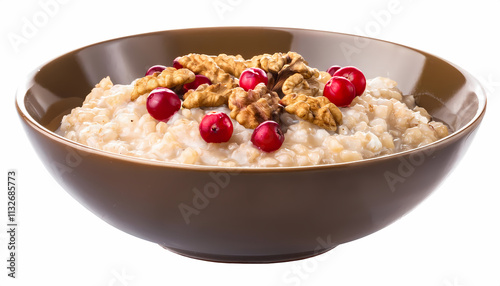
[15,26,488,173]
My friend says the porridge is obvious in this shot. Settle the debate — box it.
[58,52,449,167]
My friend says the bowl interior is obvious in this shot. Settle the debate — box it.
[19,27,485,156]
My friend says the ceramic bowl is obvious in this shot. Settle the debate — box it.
[16,27,486,263]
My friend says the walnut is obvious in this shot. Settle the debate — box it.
[282,73,320,97]
[247,52,288,74]
[245,52,316,78]
[280,93,342,131]
[211,54,248,78]
[281,52,319,79]
[265,52,320,97]
[177,53,238,88]
[182,83,232,108]
[228,83,282,129]
[131,67,195,100]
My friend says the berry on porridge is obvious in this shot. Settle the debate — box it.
[323,76,357,107]
[146,87,181,122]
[332,66,367,97]
[326,65,341,76]
[58,51,449,167]
[238,68,268,91]
[199,111,233,143]
[182,74,212,94]
[251,121,285,153]
[173,57,183,69]
[145,65,167,76]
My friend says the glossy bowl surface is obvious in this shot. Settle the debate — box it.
[16,27,486,263]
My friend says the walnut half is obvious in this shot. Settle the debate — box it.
[130,67,195,100]
[280,93,342,131]
[211,54,248,78]
[228,83,282,129]
[182,83,232,109]
[177,53,238,88]
[246,52,288,74]
[282,73,320,97]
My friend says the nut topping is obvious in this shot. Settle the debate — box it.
[182,83,232,109]
[281,52,319,79]
[247,52,288,74]
[282,73,320,97]
[228,83,282,129]
[134,52,346,131]
[177,53,238,88]
[261,52,320,97]
[211,54,248,78]
[131,67,195,100]
[280,93,343,131]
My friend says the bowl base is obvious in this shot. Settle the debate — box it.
[159,245,336,263]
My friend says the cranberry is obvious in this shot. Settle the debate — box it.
[323,76,356,107]
[173,57,183,69]
[333,66,366,96]
[145,65,167,76]
[199,112,233,143]
[251,121,284,153]
[326,65,341,76]
[183,74,212,93]
[146,87,181,122]
[239,68,268,91]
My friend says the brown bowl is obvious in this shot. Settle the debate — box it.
[16,27,486,263]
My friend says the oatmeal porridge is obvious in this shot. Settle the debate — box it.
[58,52,449,167]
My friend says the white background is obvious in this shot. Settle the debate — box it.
[1,0,499,285]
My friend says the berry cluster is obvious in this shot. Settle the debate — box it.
[324,66,366,107]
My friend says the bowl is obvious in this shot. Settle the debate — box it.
[16,27,486,263]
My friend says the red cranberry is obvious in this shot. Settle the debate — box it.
[183,74,212,93]
[173,57,183,69]
[146,87,181,122]
[323,76,356,107]
[333,66,366,96]
[239,68,268,91]
[326,65,341,76]
[251,121,284,153]
[199,112,233,143]
[145,65,167,76]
